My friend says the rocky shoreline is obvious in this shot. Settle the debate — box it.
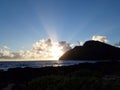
[0,61,120,90]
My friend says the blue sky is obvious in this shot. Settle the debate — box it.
[0,0,120,52]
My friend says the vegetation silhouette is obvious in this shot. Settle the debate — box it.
[0,62,120,89]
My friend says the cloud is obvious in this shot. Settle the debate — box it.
[0,49,14,59]
[77,41,83,46]
[115,42,120,48]
[20,39,73,60]
[118,46,120,48]
[59,41,73,52]
[92,35,108,43]
[3,45,10,49]
[0,39,73,60]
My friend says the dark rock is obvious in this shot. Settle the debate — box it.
[59,40,120,60]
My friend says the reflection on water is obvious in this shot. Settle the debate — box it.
[0,60,95,71]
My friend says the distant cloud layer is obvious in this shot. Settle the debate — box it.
[0,49,14,59]
[0,39,73,60]
[92,35,108,43]
[3,45,9,49]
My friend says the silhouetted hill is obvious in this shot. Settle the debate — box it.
[59,40,120,60]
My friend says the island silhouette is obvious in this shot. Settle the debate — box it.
[59,40,120,60]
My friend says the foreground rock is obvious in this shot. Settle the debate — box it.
[1,62,120,90]
[59,40,120,60]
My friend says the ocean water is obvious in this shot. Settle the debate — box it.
[0,60,95,71]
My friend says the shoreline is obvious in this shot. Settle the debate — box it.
[0,61,120,89]
[0,60,118,71]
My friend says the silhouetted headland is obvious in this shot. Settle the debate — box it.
[59,40,120,60]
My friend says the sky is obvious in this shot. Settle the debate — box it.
[0,0,120,60]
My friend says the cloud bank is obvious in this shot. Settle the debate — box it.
[0,39,73,60]
[0,49,14,59]
[92,35,108,43]
[1,35,118,60]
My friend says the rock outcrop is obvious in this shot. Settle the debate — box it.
[59,40,120,60]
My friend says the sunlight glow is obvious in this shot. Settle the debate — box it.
[49,44,64,60]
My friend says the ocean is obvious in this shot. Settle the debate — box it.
[0,60,95,71]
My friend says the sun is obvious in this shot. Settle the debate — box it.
[49,43,64,60]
